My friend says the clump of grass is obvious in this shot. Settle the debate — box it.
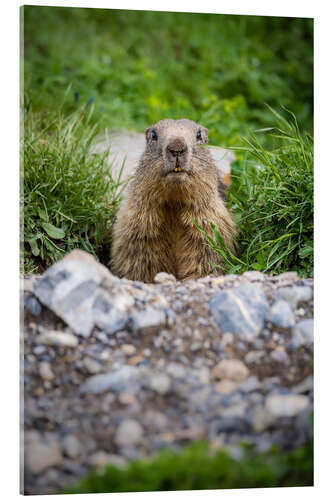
[202,107,313,277]
[63,439,313,494]
[22,105,125,272]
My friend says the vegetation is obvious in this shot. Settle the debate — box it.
[63,440,313,494]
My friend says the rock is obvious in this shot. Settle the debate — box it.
[150,373,171,395]
[278,271,299,281]
[276,286,313,309]
[92,291,128,334]
[83,357,103,374]
[270,347,289,364]
[115,419,143,447]
[215,380,239,395]
[25,295,42,316]
[88,451,126,469]
[130,308,166,331]
[212,359,249,382]
[239,375,261,392]
[33,250,115,337]
[292,318,314,346]
[118,393,138,405]
[154,272,176,284]
[243,271,265,282]
[166,362,186,378]
[121,344,136,356]
[244,350,265,364]
[265,393,309,417]
[35,330,78,348]
[269,300,295,328]
[39,362,54,381]
[210,284,270,340]
[250,407,276,432]
[61,434,81,459]
[25,433,63,474]
[80,366,140,395]
[292,375,313,394]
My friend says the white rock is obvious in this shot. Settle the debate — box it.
[150,373,171,395]
[39,362,55,381]
[265,393,309,417]
[154,272,177,283]
[115,419,143,447]
[62,434,81,459]
[212,359,249,382]
[35,330,78,348]
[25,433,63,474]
[166,362,186,378]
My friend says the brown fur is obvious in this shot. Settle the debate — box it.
[111,119,237,282]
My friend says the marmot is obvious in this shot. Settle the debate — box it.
[111,118,237,282]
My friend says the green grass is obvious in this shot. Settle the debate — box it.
[22,7,313,275]
[201,107,314,277]
[22,105,125,272]
[63,440,313,494]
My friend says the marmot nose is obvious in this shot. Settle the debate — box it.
[167,138,187,157]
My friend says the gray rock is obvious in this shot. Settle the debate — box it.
[239,375,261,392]
[61,434,81,459]
[83,357,103,374]
[269,300,295,328]
[292,318,314,346]
[166,362,186,378]
[130,308,166,331]
[249,407,276,432]
[243,271,265,282]
[39,362,54,381]
[265,393,309,417]
[33,250,115,337]
[270,348,289,364]
[92,291,127,334]
[210,284,270,340]
[25,295,42,316]
[88,451,127,469]
[80,366,140,394]
[115,419,143,447]
[150,373,171,395]
[276,286,313,309]
[25,433,63,474]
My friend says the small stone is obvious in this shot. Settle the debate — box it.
[212,359,249,382]
[154,272,176,284]
[276,286,313,309]
[292,375,313,394]
[278,271,299,281]
[88,451,126,469]
[210,284,270,340]
[166,362,186,378]
[239,375,261,392]
[292,318,314,346]
[115,419,143,447]
[83,357,103,374]
[35,330,78,348]
[244,351,264,364]
[130,308,166,331]
[270,347,289,363]
[243,271,264,282]
[250,407,276,432]
[62,434,81,459]
[269,300,295,328]
[93,291,127,334]
[121,344,136,356]
[25,433,63,474]
[39,362,54,381]
[80,366,140,394]
[25,295,42,316]
[150,373,171,395]
[215,380,239,395]
[265,393,309,417]
[118,393,137,405]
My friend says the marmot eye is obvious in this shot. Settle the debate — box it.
[151,129,158,141]
[196,130,202,140]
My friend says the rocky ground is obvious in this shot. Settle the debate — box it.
[21,250,313,495]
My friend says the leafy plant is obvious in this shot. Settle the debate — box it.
[63,439,313,494]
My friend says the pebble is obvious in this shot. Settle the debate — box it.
[25,434,63,474]
[265,393,309,417]
[210,284,270,340]
[215,380,239,395]
[154,272,176,283]
[39,362,55,381]
[25,295,42,316]
[130,308,166,331]
[88,451,127,469]
[83,357,103,374]
[212,359,249,382]
[292,318,314,346]
[80,366,140,394]
[150,373,171,395]
[115,419,144,447]
[276,286,313,309]
[35,330,78,348]
[166,362,186,378]
[269,300,295,328]
[61,434,81,459]
[121,344,136,356]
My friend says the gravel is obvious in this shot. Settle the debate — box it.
[22,250,313,494]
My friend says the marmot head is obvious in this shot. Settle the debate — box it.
[144,118,210,183]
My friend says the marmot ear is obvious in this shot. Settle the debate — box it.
[201,127,208,144]
[145,127,151,143]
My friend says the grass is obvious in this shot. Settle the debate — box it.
[22,105,125,272]
[201,107,314,277]
[63,439,313,494]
